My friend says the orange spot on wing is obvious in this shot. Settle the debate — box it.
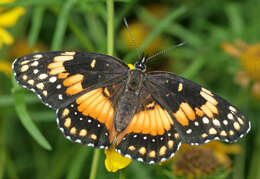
[70,127,77,135]
[173,108,189,126]
[200,91,218,105]
[180,102,196,121]
[54,55,74,62]
[58,73,69,79]
[62,108,69,117]
[49,66,65,75]
[149,150,156,158]
[200,104,214,118]
[205,101,219,114]
[48,62,63,69]
[195,107,204,117]
[63,74,84,87]
[66,82,84,95]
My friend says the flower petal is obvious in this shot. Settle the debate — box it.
[105,144,132,172]
[0,27,13,45]
[0,60,11,76]
[127,64,134,70]
[0,7,26,27]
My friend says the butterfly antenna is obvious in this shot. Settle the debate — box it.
[123,18,141,59]
[146,42,186,61]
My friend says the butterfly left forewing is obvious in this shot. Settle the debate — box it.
[145,71,250,145]
[12,51,129,109]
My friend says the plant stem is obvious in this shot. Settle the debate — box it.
[107,0,114,56]
[89,149,101,179]
[89,1,114,179]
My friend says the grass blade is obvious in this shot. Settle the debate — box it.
[51,0,78,50]
[28,6,45,47]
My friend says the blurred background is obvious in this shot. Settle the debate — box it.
[0,0,260,179]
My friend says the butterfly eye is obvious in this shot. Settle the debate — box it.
[134,62,146,72]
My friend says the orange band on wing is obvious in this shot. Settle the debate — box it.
[66,82,84,95]
[116,104,173,144]
[200,104,214,118]
[173,108,189,126]
[205,101,219,114]
[49,66,65,75]
[58,73,69,79]
[180,102,196,121]
[63,74,84,86]
[48,61,63,69]
[76,88,115,139]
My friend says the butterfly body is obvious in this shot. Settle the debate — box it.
[12,51,250,164]
[115,69,145,131]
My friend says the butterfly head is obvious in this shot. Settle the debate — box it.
[134,53,147,72]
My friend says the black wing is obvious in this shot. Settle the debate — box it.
[13,51,129,148]
[12,51,129,109]
[144,71,250,145]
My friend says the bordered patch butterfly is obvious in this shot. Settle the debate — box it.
[12,51,250,164]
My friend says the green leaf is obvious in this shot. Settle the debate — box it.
[0,0,61,7]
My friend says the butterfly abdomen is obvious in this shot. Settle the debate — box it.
[115,70,144,132]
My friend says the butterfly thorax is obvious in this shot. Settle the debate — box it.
[114,69,145,132]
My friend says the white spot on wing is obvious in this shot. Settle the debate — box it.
[33,69,39,74]
[38,73,48,80]
[202,117,209,124]
[49,76,57,83]
[31,61,39,67]
[58,94,63,100]
[186,129,192,134]
[227,113,234,120]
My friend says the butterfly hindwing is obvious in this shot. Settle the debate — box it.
[12,51,129,109]
[145,72,251,145]
[57,81,126,148]
[115,86,181,164]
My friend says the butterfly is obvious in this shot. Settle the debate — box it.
[12,51,251,164]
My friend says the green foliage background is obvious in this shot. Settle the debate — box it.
[0,0,260,178]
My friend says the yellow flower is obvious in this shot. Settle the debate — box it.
[104,144,132,172]
[120,4,169,55]
[121,22,165,55]
[127,63,134,70]
[173,141,241,178]
[9,38,46,58]
[103,63,135,173]
[221,40,260,99]
[0,39,46,77]
[0,60,11,76]
[0,0,26,48]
